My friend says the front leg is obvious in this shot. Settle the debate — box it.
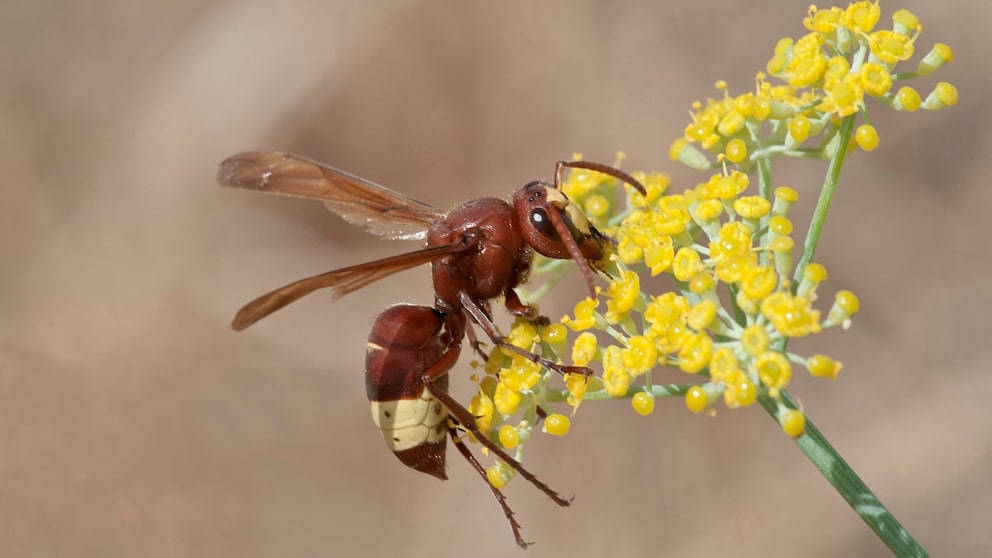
[503,288,539,321]
[464,320,489,361]
[460,292,592,376]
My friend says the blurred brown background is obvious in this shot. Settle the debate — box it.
[1,1,987,556]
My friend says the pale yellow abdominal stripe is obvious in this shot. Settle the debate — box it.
[369,391,448,451]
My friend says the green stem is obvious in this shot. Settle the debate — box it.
[756,153,773,268]
[890,71,920,81]
[792,114,855,287]
[545,383,690,402]
[758,392,930,557]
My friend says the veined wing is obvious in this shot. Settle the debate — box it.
[231,242,468,330]
[217,151,445,240]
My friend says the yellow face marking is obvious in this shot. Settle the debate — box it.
[543,186,593,236]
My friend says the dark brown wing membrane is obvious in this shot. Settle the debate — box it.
[217,151,446,240]
[231,243,469,330]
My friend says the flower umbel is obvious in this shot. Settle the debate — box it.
[670,2,955,169]
[472,0,952,461]
[465,4,951,556]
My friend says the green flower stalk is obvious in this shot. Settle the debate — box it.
[465,2,955,556]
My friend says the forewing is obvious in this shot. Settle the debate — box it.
[217,151,445,240]
[231,243,468,330]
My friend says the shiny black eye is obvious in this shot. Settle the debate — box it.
[530,209,554,234]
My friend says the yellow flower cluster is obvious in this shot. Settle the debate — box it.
[565,172,858,416]
[466,2,955,484]
[469,164,858,458]
[670,1,956,170]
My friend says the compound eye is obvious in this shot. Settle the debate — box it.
[529,208,554,235]
[530,209,551,231]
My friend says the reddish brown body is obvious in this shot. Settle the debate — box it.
[216,151,646,547]
[365,305,457,479]
[363,304,571,547]
[427,197,531,316]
